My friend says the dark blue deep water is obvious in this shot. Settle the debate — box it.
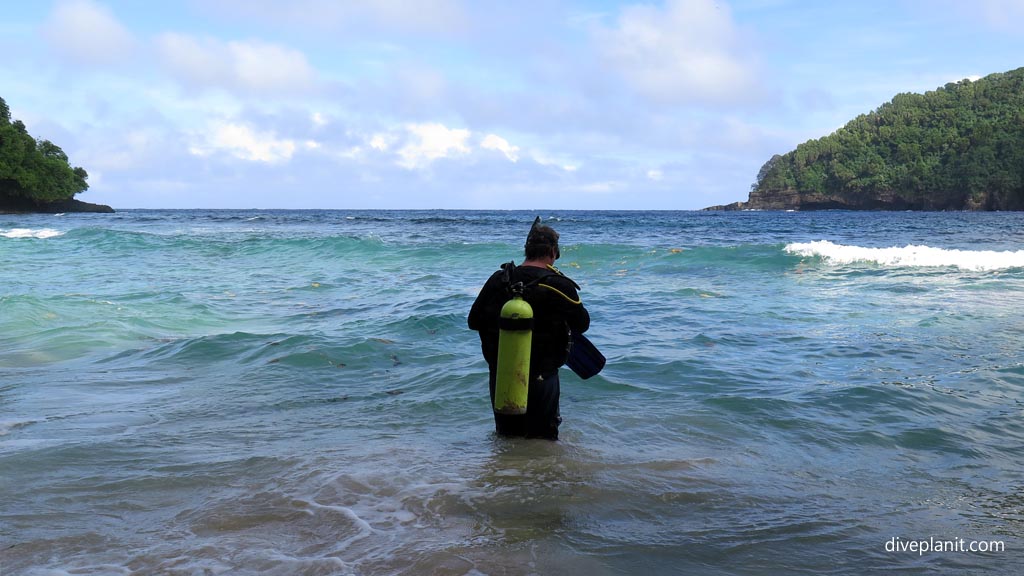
[2,210,1023,574]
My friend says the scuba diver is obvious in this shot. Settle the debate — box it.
[468,217,592,440]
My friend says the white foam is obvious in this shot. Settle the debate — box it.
[785,240,1024,272]
[1,228,64,239]
[302,500,378,534]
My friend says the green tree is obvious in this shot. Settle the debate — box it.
[746,67,1024,210]
[0,96,89,205]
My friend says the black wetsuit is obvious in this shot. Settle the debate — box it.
[468,263,590,439]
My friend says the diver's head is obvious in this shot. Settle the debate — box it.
[524,216,560,261]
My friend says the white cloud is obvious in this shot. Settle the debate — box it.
[203,0,468,36]
[333,141,367,160]
[75,127,165,175]
[396,123,471,169]
[360,0,467,34]
[370,134,392,151]
[155,33,316,95]
[42,0,136,67]
[480,134,520,162]
[596,0,759,105]
[647,169,663,181]
[155,34,229,88]
[230,40,315,92]
[190,121,297,163]
[532,151,578,172]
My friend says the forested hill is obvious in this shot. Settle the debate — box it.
[712,67,1024,211]
[0,96,111,213]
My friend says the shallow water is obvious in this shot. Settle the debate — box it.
[1,210,1022,574]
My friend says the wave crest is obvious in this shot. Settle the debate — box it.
[785,240,1024,271]
[1,228,64,239]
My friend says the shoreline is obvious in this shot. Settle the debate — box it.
[0,197,114,214]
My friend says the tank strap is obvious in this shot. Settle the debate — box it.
[499,316,534,331]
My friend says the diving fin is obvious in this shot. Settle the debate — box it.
[567,333,605,379]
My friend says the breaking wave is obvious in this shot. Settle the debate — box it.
[1,228,64,239]
[785,240,1024,271]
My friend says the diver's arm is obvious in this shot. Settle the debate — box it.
[568,301,590,334]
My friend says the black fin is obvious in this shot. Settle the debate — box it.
[567,333,605,379]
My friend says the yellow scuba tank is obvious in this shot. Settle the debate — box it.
[493,283,533,415]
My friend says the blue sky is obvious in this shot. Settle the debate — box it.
[2,0,1023,209]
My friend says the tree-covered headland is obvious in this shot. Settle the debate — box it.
[714,67,1024,211]
[0,96,110,213]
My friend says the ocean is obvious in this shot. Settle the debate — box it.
[1,209,1022,575]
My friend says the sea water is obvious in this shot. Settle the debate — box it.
[1,210,1022,575]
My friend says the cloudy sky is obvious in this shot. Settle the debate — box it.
[2,0,1023,209]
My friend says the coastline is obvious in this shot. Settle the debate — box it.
[0,197,114,214]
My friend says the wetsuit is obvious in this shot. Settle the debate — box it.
[468,263,590,439]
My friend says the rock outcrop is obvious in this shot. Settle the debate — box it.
[0,196,114,214]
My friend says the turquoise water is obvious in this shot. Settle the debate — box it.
[1,210,1022,575]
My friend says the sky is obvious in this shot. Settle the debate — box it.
[2,0,1023,210]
